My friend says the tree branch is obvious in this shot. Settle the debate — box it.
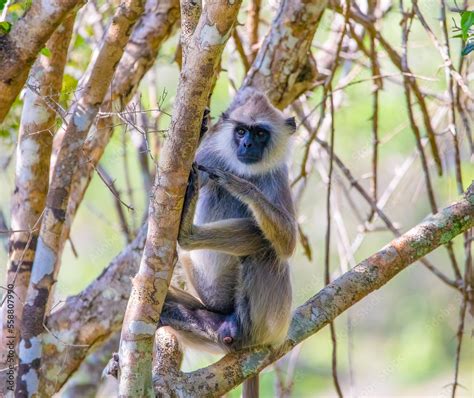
[117,0,242,394]
[0,13,75,392]
[15,0,146,395]
[0,0,85,122]
[59,0,180,252]
[152,182,474,397]
[243,0,327,108]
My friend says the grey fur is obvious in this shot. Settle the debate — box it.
[160,90,296,354]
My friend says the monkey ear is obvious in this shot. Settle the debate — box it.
[285,117,296,133]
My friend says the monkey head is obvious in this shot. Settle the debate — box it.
[206,88,296,176]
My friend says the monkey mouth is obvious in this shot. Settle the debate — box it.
[237,154,261,164]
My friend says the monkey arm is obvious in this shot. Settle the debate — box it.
[246,198,296,259]
[179,218,270,256]
[198,166,297,259]
[179,165,270,255]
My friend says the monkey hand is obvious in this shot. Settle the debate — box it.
[183,162,199,210]
[199,107,211,141]
[179,162,200,244]
[197,165,255,201]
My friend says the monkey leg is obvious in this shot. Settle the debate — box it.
[233,254,292,350]
[161,287,241,350]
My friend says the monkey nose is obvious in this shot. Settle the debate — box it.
[223,336,233,345]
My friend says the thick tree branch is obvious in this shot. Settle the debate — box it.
[0,0,85,122]
[15,1,146,395]
[0,13,75,392]
[117,0,242,394]
[40,225,147,396]
[246,0,261,63]
[152,182,474,397]
[60,331,121,398]
[243,0,328,108]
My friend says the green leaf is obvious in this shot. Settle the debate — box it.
[461,11,474,41]
[62,74,78,93]
[40,47,51,57]
[0,21,11,35]
[74,33,86,49]
[462,42,474,56]
[23,0,32,11]
[0,0,7,13]
[60,74,78,104]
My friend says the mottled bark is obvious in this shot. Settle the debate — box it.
[151,183,474,397]
[0,14,75,394]
[107,0,180,107]
[40,225,146,396]
[0,0,86,122]
[61,0,179,248]
[15,1,146,396]
[117,0,242,394]
[60,331,121,398]
[153,328,183,396]
[243,0,328,109]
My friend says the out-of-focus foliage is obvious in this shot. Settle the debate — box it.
[457,10,474,55]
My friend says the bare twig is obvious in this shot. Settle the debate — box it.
[368,0,382,221]
[344,6,444,176]
[246,0,261,62]
[232,27,251,72]
[96,165,133,242]
[324,85,344,398]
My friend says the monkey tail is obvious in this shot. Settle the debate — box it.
[242,374,259,398]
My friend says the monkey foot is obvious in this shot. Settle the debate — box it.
[217,313,241,349]
[223,336,233,345]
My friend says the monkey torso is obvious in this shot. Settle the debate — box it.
[190,152,291,315]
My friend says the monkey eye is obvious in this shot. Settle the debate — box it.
[236,128,246,137]
[256,130,265,137]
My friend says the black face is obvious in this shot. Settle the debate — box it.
[233,123,271,164]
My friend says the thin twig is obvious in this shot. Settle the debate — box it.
[96,165,133,243]
[232,27,250,72]
[93,163,135,212]
[368,0,381,221]
[324,83,343,398]
[344,6,444,176]
[246,0,261,62]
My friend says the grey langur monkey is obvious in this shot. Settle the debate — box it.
[160,88,297,366]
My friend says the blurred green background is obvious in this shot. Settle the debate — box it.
[0,1,473,397]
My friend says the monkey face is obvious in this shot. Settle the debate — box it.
[233,123,271,164]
